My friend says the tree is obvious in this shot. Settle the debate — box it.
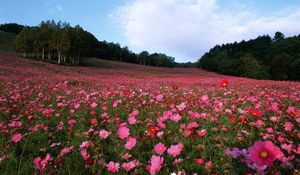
[138,51,149,65]
[271,53,293,80]
[289,58,300,80]
[273,31,285,43]
[0,23,24,34]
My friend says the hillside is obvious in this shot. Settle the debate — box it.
[197,32,300,81]
[0,31,16,52]
[0,53,299,174]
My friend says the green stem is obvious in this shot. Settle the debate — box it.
[17,138,27,175]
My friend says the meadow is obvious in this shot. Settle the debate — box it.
[0,54,299,174]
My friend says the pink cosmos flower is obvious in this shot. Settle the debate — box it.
[122,160,137,171]
[113,99,122,108]
[176,102,186,111]
[99,129,111,139]
[170,114,182,123]
[186,122,199,130]
[118,126,130,140]
[33,154,52,173]
[167,143,183,157]
[284,122,293,131]
[128,116,137,125]
[156,131,164,138]
[80,149,90,160]
[73,102,80,109]
[11,133,22,143]
[198,129,207,137]
[124,137,137,150]
[58,146,74,157]
[80,141,91,150]
[294,144,300,154]
[8,121,22,127]
[195,158,204,165]
[68,119,76,126]
[150,155,164,175]
[107,161,120,173]
[154,142,166,155]
[90,102,97,109]
[200,94,209,102]
[255,120,264,127]
[155,94,164,102]
[248,141,284,166]
[205,161,212,169]
[91,118,97,125]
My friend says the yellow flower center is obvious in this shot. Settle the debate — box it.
[223,83,227,87]
[260,151,268,158]
[173,150,176,153]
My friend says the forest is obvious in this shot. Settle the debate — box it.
[0,21,177,67]
[197,32,300,81]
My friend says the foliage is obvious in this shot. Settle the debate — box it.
[0,23,25,34]
[0,31,16,52]
[197,32,300,80]
[11,20,177,67]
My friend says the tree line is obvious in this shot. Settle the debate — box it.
[197,32,300,81]
[1,21,176,67]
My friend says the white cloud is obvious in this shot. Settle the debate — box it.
[45,2,66,17]
[114,0,300,62]
[55,4,64,12]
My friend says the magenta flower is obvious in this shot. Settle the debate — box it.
[122,160,137,171]
[154,142,166,155]
[99,129,111,139]
[33,154,52,173]
[11,133,22,143]
[284,122,293,131]
[170,114,182,123]
[155,94,164,102]
[150,155,164,175]
[124,137,137,150]
[107,161,120,173]
[167,143,183,157]
[118,126,130,140]
[248,141,284,166]
[90,102,98,109]
[68,119,76,126]
[198,129,207,137]
[80,149,90,160]
[58,146,74,157]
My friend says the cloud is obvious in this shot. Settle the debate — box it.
[55,4,64,12]
[114,0,300,62]
[45,1,66,17]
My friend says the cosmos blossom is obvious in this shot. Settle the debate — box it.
[118,126,130,140]
[219,79,228,88]
[11,133,22,143]
[99,129,111,139]
[248,141,284,166]
[107,161,120,173]
[167,143,183,157]
[154,142,166,155]
[150,155,164,175]
[124,137,137,150]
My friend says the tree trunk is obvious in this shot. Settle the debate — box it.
[42,47,45,60]
[58,50,61,64]
[48,51,51,60]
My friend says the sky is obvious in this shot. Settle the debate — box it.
[1,0,300,63]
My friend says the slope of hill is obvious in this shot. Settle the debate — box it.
[0,53,299,174]
[197,32,300,81]
[0,31,16,52]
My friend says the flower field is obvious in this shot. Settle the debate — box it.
[0,54,299,174]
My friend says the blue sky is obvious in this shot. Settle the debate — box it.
[1,0,300,62]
